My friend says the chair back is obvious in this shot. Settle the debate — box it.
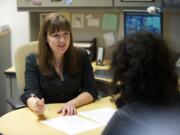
[14,41,38,93]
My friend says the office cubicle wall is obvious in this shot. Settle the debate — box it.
[0,31,11,116]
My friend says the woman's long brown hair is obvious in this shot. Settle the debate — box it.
[38,13,79,77]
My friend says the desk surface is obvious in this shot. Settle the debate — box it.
[0,97,115,135]
[4,66,15,74]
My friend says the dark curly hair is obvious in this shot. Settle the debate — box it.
[111,32,179,108]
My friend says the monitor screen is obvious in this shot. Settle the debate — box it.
[124,11,163,37]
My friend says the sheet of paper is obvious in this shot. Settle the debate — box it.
[102,13,118,31]
[87,18,100,27]
[103,32,115,46]
[72,13,84,28]
[41,115,102,135]
[79,107,116,125]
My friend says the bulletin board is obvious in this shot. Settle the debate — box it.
[39,9,123,59]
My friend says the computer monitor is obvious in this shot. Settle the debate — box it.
[124,11,163,37]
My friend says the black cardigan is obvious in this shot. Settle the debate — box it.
[21,49,98,104]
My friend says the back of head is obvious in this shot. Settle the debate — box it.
[111,32,179,107]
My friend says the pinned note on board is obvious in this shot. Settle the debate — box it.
[32,0,42,5]
[72,13,84,28]
[103,32,115,46]
[102,13,118,31]
[51,0,62,1]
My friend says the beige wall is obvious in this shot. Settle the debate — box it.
[163,10,180,52]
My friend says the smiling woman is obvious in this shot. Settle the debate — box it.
[21,13,98,116]
[47,31,71,59]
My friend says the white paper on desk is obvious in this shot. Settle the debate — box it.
[79,107,116,125]
[41,115,102,135]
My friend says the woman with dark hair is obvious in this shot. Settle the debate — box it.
[21,13,98,116]
[102,32,180,135]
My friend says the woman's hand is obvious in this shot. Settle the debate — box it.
[57,92,94,116]
[27,96,45,116]
[57,101,77,116]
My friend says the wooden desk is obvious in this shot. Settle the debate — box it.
[91,60,111,71]
[92,60,111,83]
[0,97,116,135]
[4,66,15,74]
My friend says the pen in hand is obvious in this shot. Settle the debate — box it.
[27,96,45,116]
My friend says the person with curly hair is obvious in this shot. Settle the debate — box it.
[102,32,180,135]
